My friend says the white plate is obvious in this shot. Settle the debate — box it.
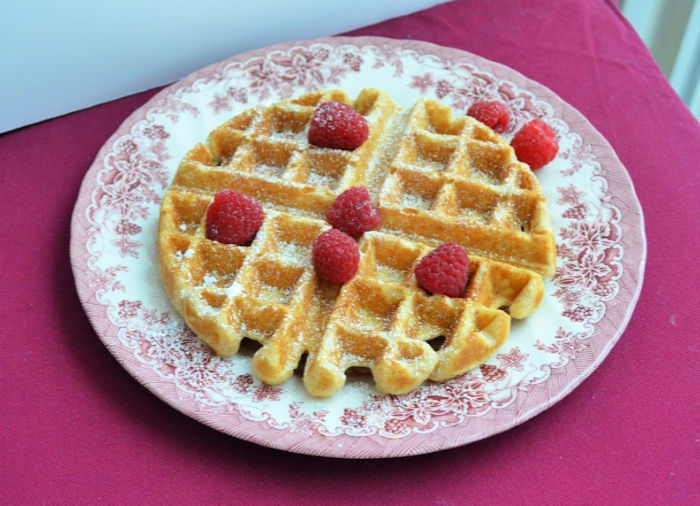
[70,36,646,458]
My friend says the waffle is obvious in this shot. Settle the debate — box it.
[157,88,556,397]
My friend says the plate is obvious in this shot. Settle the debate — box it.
[70,36,646,458]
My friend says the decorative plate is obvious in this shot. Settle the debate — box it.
[70,36,646,458]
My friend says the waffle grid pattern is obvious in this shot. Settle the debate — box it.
[378,99,555,276]
[158,89,555,397]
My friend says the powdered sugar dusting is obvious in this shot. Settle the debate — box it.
[367,111,407,200]
[415,158,448,172]
[175,248,194,262]
[402,193,431,210]
[278,241,312,265]
[376,264,407,284]
[259,284,294,304]
[226,281,243,298]
[460,208,490,224]
[255,163,286,179]
[202,272,218,286]
[307,171,338,189]
[271,129,307,143]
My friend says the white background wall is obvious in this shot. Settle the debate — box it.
[3,1,698,132]
[0,1,448,133]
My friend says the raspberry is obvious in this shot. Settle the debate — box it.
[205,190,264,245]
[312,229,360,283]
[467,101,510,133]
[415,243,470,298]
[326,187,380,237]
[308,101,369,150]
[510,119,559,170]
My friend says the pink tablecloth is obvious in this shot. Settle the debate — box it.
[2,0,698,504]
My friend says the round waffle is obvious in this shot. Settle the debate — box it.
[157,88,556,397]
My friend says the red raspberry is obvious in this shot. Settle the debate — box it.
[415,243,470,298]
[467,101,510,133]
[312,229,360,283]
[206,190,264,245]
[308,101,369,150]
[510,119,559,170]
[326,187,380,238]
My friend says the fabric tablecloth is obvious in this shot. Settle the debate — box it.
[2,0,698,504]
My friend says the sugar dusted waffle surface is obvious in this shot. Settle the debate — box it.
[157,88,556,397]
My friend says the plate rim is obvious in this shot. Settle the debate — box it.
[69,35,647,458]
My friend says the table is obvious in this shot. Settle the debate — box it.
[2,1,697,504]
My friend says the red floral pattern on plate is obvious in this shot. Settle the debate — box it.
[70,37,646,458]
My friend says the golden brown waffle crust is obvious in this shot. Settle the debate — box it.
[157,88,556,397]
